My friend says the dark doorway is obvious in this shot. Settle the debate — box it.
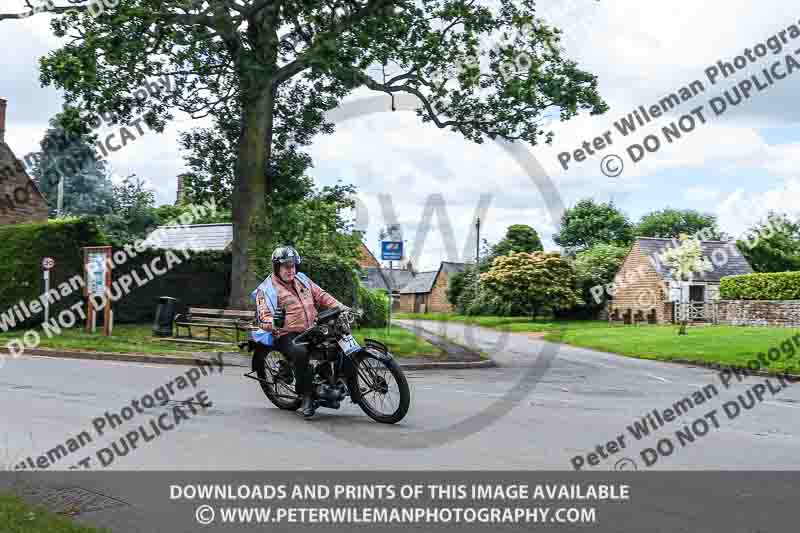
[689,285,705,302]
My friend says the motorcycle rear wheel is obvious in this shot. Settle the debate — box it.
[252,345,302,411]
[352,352,410,424]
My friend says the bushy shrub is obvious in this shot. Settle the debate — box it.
[355,286,388,328]
[0,217,108,330]
[720,272,800,300]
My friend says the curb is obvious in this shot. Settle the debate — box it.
[550,339,800,381]
[400,359,496,371]
[660,357,800,381]
[0,347,246,368]
[1,347,496,371]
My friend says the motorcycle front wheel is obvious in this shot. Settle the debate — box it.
[351,351,410,424]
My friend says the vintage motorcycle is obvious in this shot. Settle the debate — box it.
[243,307,410,424]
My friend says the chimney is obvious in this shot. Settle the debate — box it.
[175,174,184,204]
[0,98,6,143]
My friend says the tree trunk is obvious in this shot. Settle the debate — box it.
[229,87,275,309]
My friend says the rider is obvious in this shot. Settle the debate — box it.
[253,245,349,419]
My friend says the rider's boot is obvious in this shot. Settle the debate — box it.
[301,394,316,419]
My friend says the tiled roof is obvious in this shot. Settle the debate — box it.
[637,237,754,282]
[358,267,415,291]
[0,142,45,201]
[440,261,469,275]
[141,223,233,251]
[399,271,438,294]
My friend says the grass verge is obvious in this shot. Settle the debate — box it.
[545,324,800,374]
[0,323,442,360]
[395,312,800,374]
[352,327,444,359]
[0,324,219,355]
[0,493,109,533]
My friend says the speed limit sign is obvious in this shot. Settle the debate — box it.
[42,257,55,270]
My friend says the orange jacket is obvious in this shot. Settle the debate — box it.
[254,274,343,338]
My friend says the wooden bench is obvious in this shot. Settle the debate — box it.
[174,307,255,342]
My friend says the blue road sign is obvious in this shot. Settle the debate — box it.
[381,241,403,261]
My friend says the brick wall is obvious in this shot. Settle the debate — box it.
[357,243,380,268]
[397,293,417,313]
[717,300,800,327]
[0,149,48,226]
[428,271,454,313]
[609,242,671,324]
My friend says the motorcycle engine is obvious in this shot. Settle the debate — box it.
[315,381,348,409]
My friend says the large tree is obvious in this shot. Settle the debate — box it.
[738,212,800,273]
[636,208,723,240]
[4,0,607,307]
[100,174,158,244]
[573,242,628,310]
[490,223,543,259]
[553,199,633,253]
[29,110,115,217]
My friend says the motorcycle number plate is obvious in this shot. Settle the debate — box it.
[338,334,361,355]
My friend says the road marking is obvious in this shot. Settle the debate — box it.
[414,385,507,399]
[764,401,800,410]
[645,373,672,384]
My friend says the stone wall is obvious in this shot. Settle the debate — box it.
[717,300,800,327]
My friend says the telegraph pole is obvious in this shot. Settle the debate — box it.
[475,217,481,298]
[475,217,480,265]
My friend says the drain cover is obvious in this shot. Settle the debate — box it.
[15,486,129,515]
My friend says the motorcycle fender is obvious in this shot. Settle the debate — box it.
[355,346,393,362]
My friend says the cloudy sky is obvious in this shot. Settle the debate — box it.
[2,0,799,271]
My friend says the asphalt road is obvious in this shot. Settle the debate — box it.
[2,319,799,471]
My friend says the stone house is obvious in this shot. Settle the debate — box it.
[397,262,468,313]
[608,237,754,324]
[0,99,49,225]
[356,242,467,313]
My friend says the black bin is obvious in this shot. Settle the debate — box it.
[153,296,179,337]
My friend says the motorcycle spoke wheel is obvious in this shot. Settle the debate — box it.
[353,354,410,424]
[253,347,302,410]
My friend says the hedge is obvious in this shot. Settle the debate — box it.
[720,272,800,300]
[110,250,231,323]
[0,217,108,330]
[0,217,368,330]
[355,286,389,328]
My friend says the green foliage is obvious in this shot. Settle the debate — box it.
[32,1,608,306]
[573,243,629,308]
[253,184,362,301]
[355,286,389,328]
[490,224,543,259]
[29,111,115,217]
[553,199,634,253]
[447,265,475,309]
[98,175,157,245]
[737,213,800,273]
[720,272,800,300]
[0,218,108,329]
[479,251,582,317]
[636,208,723,240]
